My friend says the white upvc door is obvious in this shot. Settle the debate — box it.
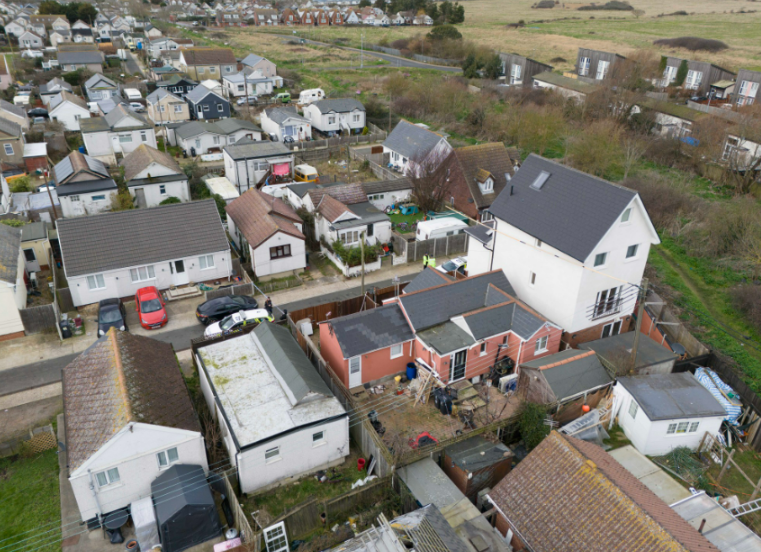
[170,259,189,286]
[449,349,467,383]
[349,356,362,388]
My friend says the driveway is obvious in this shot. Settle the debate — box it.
[124,50,143,76]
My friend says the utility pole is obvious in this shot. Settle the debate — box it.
[360,231,365,296]
[630,278,649,370]
[360,29,364,69]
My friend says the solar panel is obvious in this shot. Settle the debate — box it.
[54,156,74,184]
[530,170,551,190]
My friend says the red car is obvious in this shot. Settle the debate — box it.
[135,286,168,329]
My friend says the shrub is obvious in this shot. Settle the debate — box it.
[391,38,411,50]
[159,196,182,205]
[550,56,567,63]
[622,173,700,232]
[653,37,729,53]
[9,176,31,193]
[1,218,26,227]
[730,285,761,333]
[534,0,555,8]
[519,403,550,451]
[578,1,634,9]
[427,24,462,40]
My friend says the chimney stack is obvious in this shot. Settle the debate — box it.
[698,519,706,534]
[510,185,514,196]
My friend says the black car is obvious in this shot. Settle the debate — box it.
[98,298,128,337]
[27,107,48,118]
[195,295,258,325]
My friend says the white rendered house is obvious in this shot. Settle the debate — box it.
[196,324,349,494]
[260,106,311,142]
[613,373,726,456]
[120,145,190,207]
[80,105,157,165]
[0,224,27,340]
[63,330,206,522]
[303,99,365,136]
[382,120,452,176]
[466,154,660,346]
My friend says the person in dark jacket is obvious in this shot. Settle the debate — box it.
[264,296,273,316]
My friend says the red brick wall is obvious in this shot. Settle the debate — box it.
[24,156,47,173]
[518,325,563,366]
[639,309,671,350]
[562,316,633,348]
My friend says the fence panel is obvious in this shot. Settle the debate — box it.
[57,287,75,312]
[204,282,255,301]
[19,304,57,334]
[271,499,321,541]
[324,478,392,522]
[223,473,259,548]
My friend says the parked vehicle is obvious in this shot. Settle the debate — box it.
[294,164,319,184]
[203,308,273,337]
[129,102,145,112]
[437,256,468,276]
[27,107,48,117]
[283,136,295,144]
[135,286,168,329]
[195,294,259,325]
[124,88,142,101]
[298,88,324,105]
[274,92,291,103]
[98,298,128,336]
[415,218,468,241]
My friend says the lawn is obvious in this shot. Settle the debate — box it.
[387,211,425,225]
[0,450,61,552]
[157,137,182,158]
[704,447,761,534]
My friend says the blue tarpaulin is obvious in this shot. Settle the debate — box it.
[695,367,742,425]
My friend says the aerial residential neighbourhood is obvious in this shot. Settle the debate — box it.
[3,0,761,551]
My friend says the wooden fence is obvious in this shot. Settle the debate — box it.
[18,304,57,334]
[223,472,259,549]
[286,130,387,152]
[392,233,468,263]
[205,282,255,301]
[645,290,709,357]
[350,148,399,181]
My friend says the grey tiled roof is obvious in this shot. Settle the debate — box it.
[522,349,612,402]
[224,139,290,161]
[464,220,494,245]
[0,223,21,284]
[241,53,264,66]
[488,154,637,262]
[0,117,21,138]
[264,106,307,125]
[417,321,474,355]
[362,177,412,195]
[464,302,545,340]
[185,85,225,104]
[328,303,414,358]
[399,271,515,332]
[403,267,452,294]
[0,99,26,119]
[57,50,103,65]
[617,373,725,421]
[382,120,446,161]
[57,199,228,277]
[176,119,261,140]
[310,98,365,114]
[84,73,117,90]
[254,322,333,402]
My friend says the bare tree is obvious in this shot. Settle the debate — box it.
[722,108,761,195]
[622,136,648,179]
[408,148,455,214]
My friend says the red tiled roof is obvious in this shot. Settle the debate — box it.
[317,193,354,223]
[225,189,304,249]
[489,432,720,552]
[307,182,367,206]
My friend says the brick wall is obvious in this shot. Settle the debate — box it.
[561,316,633,348]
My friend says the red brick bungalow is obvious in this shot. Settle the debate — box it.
[319,269,562,389]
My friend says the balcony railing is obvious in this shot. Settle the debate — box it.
[591,298,623,320]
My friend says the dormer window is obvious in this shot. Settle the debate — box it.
[479,177,493,194]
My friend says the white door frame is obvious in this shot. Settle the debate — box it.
[348,355,362,388]
[449,348,468,383]
[263,522,288,552]
[169,259,189,286]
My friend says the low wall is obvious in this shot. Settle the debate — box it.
[320,246,382,277]
[204,282,254,301]
[393,233,468,263]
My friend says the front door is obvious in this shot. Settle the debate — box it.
[349,356,362,388]
[170,260,189,286]
[450,349,467,382]
[23,248,40,273]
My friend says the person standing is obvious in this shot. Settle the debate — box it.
[264,296,273,317]
[423,254,429,268]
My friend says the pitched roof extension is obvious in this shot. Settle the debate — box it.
[225,188,304,249]
[119,144,182,182]
[181,47,236,66]
[383,119,446,161]
[327,303,415,359]
[489,431,721,552]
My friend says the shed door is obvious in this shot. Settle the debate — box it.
[264,522,288,552]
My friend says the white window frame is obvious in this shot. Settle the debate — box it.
[689,422,700,433]
[141,131,148,142]
[265,446,280,463]
[510,63,522,84]
[87,273,106,290]
[91,194,107,202]
[535,335,548,354]
[328,115,336,125]
[174,105,183,113]
[626,244,639,260]
[95,467,120,487]
[199,254,215,270]
[578,56,590,76]
[628,399,638,419]
[685,69,703,90]
[594,252,608,267]
[312,431,325,445]
[479,342,487,356]
[209,66,216,74]
[119,134,133,143]
[216,103,224,111]
[596,60,610,80]
[3,143,13,155]
[621,207,632,223]
[130,265,156,283]
[157,447,179,468]
[390,343,403,359]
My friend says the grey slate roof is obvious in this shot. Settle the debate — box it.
[331,201,388,230]
[383,120,446,161]
[264,106,308,125]
[39,77,72,95]
[465,302,545,340]
[327,303,414,359]
[417,321,475,355]
[224,139,290,161]
[488,154,637,262]
[286,182,319,198]
[522,349,613,401]
[241,53,265,66]
[84,73,117,90]
[146,87,180,105]
[581,331,678,371]
[57,50,103,65]
[185,85,225,103]
[617,373,726,421]
[403,267,452,294]
[362,177,412,195]
[0,117,21,138]
[464,219,494,245]
[57,199,228,278]
[0,224,21,284]
[445,436,512,472]
[0,99,26,119]
[176,119,261,140]
[254,322,332,403]
[310,98,365,114]
[399,270,516,332]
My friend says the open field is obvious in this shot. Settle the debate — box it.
[248,0,761,73]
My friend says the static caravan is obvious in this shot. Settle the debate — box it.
[415,218,468,241]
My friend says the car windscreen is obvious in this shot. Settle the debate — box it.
[220,316,238,331]
[99,307,122,324]
[441,261,457,272]
[141,298,163,313]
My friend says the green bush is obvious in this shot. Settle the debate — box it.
[9,176,31,193]
[159,196,182,205]
[1,219,26,227]
[427,25,462,41]
[519,403,550,451]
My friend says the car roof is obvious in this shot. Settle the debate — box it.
[244,308,269,318]
[99,298,120,306]
[136,286,160,298]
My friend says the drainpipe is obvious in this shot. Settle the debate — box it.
[514,340,524,375]
[87,469,103,524]
[488,221,498,272]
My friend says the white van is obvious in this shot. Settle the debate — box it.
[298,88,325,105]
[124,88,142,101]
[415,218,468,241]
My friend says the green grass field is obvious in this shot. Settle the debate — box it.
[0,450,61,552]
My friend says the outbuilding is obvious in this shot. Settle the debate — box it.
[582,331,678,375]
[613,373,726,456]
[441,436,513,502]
